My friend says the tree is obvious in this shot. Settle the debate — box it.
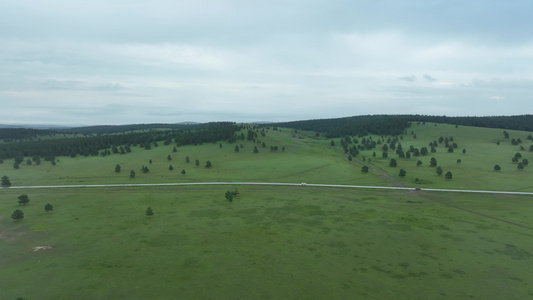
[462,148,466,154]
[234,145,239,152]
[330,140,335,146]
[11,209,24,221]
[416,160,422,167]
[445,171,453,180]
[389,158,397,167]
[185,156,190,163]
[253,146,259,153]
[141,166,149,173]
[517,162,525,170]
[436,166,443,175]
[115,164,121,173]
[181,169,186,175]
[169,165,174,171]
[44,203,54,212]
[225,191,234,202]
[420,147,428,156]
[173,146,178,153]
[1,175,11,187]
[430,157,437,167]
[522,158,529,166]
[361,166,369,173]
[457,159,462,163]
[18,194,30,205]
[145,207,154,216]
[130,170,136,178]
[399,169,406,177]
[205,161,212,168]
[149,159,153,165]
[494,164,501,171]
[447,146,454,153]
[382,151,388,158]
[503,131,509,139]
[167,154,172,161]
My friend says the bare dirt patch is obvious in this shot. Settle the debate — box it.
[31,245,53,252]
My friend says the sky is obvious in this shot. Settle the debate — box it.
[1,0,533,125]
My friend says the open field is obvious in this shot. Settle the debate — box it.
[1,123,533,192]
[1,185,533,299]
[2,123,533,299]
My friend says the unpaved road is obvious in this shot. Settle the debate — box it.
[2,182,533,196]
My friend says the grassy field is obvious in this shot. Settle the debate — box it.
[1,186,533,299]
[2,123,533,299]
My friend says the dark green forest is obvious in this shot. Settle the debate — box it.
[272,114,533,138]
[0,123,240,161]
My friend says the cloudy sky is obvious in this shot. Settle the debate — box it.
[1,0,533,125]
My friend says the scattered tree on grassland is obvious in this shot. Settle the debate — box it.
[399,169,406,177]
[195,159,200,167]
[429,157,437,167]
[457,159,462,163]
[1,175,11,187]
[522,159,529,166]
[145,207,154,216]
[149,159,153,165]
[389,158,397,167]
[503,131,510,139]
[462,148,466,154]
[494,164,501,171]
[167,154,172,161]
[205,161,212,168]
[517,162,525,170]
[445,171,453,180]
[416,160,422,166]
[234,145,239,152]
[18,194,30,205]
[11,209,24,220]
[253,146,259,153]
[44,203,54,212]
[129,170,136,178]
[361,166,369,173]
[185,156,190,163]
[436,166,443,175]
[181,169,186,175]
[173,146,178,153]
[225,191,234,202]
[115,164,121,173]
[169,165,174,171]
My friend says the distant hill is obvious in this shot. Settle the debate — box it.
[271,114,533,138]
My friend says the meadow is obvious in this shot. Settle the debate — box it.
[1,123,533,299]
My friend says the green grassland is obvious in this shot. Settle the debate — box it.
[2,123,533,299]
[1,186,533,299]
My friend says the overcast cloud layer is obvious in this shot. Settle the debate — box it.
[1,0,533,125]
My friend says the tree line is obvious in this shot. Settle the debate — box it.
[272,115,411,138]
[271,114,533,138]
[0,123,241,160]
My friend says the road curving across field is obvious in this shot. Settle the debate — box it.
[2,182,533,196]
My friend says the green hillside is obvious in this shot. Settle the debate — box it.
[2,121,533,299]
